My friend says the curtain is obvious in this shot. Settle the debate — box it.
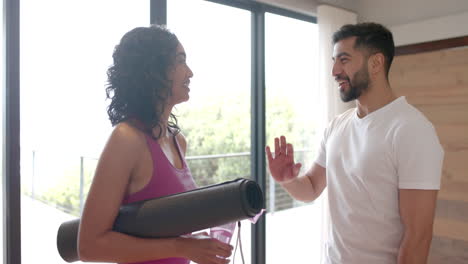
[316,5,357,263]
[318,4,357,124]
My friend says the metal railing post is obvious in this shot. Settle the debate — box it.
[269,175,275,213]
[31,150,35,199]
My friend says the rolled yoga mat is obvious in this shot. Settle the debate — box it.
[57,178,264,262]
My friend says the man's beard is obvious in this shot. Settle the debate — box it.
[339,65,370,102]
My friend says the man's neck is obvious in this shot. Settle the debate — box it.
[356,80,396,118]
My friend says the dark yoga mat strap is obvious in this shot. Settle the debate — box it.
[57,178,264,262]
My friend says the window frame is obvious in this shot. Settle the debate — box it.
[3,0,21,263]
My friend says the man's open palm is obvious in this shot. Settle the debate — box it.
[266,136,302,183]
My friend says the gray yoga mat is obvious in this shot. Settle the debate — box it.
[56,178,264,262]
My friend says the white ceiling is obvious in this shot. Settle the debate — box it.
[259,0,468,26]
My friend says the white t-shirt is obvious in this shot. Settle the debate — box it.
[315,96,444,264]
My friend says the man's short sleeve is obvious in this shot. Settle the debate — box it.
[395,121,444,189]
[315,124,331,168]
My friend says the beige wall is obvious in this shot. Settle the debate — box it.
[390,46,468,264]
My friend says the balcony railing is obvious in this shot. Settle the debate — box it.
[23,149,314,216]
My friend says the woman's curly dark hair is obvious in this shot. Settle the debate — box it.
[106,25,181,138]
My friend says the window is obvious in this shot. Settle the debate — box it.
[168,0,253,260]
[19,1,148,262]
[265,13,322,264]
[9,1,320,263]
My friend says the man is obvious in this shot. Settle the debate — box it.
[266,23,444,264]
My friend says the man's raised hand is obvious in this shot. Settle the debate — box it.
[265,136,302,184]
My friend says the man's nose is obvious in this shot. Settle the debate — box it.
[331,62,342,77]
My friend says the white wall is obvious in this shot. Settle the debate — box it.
[390,11,468,46]
[355,0,468,46]
[356,0,468,27]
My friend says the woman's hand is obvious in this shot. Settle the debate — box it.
[178,232,233,264]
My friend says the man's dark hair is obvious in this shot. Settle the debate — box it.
[106,25,180,138]
[332,22,395,77]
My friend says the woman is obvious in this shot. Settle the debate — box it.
[78,25,233,264]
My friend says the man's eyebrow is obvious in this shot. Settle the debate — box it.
[332,52,351,60]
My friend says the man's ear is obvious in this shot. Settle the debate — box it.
[371,52,385,74]
[369,53,385,75]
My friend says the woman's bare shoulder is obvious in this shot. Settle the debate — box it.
[106,122,147,154]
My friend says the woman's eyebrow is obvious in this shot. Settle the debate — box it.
[176,52,186,59]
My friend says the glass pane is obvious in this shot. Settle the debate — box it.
[265,13,323,264]
[20,1,148,263]
[1,0,4,259]
[168,0,252,262]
